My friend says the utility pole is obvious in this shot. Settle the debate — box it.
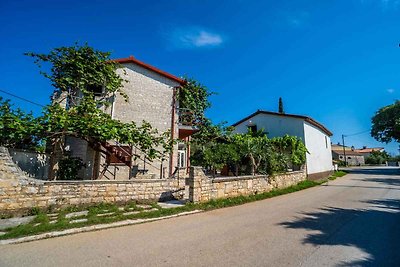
[342,134,347,167]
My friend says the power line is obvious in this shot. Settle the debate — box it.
[344,130,370,137]
[0,88,45,107]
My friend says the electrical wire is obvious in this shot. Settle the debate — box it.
[0,88,45,107]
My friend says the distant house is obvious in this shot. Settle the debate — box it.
[354,146,385,158]
[331,149,365,166]
[232,110,333,180]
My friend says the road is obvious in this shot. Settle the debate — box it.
[1,167,400,266]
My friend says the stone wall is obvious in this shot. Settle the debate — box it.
[188,167,307,203]
[0,147,185,215]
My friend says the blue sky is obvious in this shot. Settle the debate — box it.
[1,0,400,153]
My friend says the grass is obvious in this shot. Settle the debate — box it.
[328,170,348,181]
[0,179,323,240]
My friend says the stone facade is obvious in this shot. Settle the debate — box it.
[188,167,307,203]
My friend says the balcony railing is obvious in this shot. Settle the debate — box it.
[177,108,198,127]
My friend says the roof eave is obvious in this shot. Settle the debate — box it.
[232,110,333,137]
[113,56,185,85]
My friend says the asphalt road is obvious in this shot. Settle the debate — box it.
[1,167,400,267]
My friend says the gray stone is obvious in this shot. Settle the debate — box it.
[158,200,185,209]
[69,218,88,224]
[0,231,5,236]
[65,211,88,219]
[49,220,57,224]
[0,216,36,230]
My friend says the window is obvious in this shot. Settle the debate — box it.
[325,136,328,149]
[87,84,105,97]
[178,151,186,168]
[248,125,257,133]
[177,143,186,168]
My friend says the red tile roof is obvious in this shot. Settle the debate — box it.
[113,56,185,85]
[354,147,384,153]
[232,110,333,136]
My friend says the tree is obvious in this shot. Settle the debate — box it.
[0,97,42,151]
[371,101,400,143]
[25,43,128,104]
[177,78,214,126]
[365,150,389,165]
[278,97,285,114]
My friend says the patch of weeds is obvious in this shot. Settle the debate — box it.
[88,203,118,216]
[32,212,48,224]
[328,170,348,181]
[28,207,41,216]
[0,214,12,220]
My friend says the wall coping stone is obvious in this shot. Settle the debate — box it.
[210,170,305,183]
[41,179,173,185]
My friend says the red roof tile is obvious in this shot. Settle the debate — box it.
[113,56,185,85]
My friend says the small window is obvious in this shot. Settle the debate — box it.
[325,136,328,149]
[87,84,105,96]
[248,125,257,133]
[178,150,186,168]
[347,156,351,159]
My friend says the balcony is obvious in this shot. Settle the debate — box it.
[177,108,199,139]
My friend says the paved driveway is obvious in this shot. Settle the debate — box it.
[1,167,400,266]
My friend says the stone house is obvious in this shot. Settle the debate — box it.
[232,110,334,180]
[62,56,196,180]
[331,150,365,166]
[354,146,385,158]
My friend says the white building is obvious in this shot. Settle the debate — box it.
[232,110,333,180]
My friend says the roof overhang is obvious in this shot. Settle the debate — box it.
[113,56,186,85]
[232,110,333,136]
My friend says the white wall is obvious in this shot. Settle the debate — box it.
[234,113,333,175]
[233,113,306,141]
[303,122,333,174]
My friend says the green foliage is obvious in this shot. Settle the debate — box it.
[177,78,214,125]
[0,97,42,150]
[365,150,389,165]
[25,42,127,102]
[191,130,307,176]
[56,154,85,180]
[371,101,400,143]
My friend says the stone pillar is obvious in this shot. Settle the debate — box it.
[188,166,204,203]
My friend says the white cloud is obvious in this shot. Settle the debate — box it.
[166,27,224,49]
[387,88,395,93]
